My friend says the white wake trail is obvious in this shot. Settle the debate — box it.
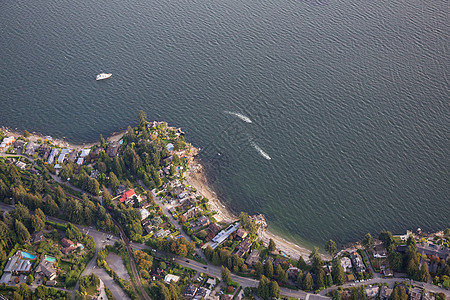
[251,141,271,160]
[225,111,252,123]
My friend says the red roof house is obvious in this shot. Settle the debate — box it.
[119,189,136,203]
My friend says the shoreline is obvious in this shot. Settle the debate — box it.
[185,156,315,260]
[0,126,126,150]
[1,125,316,260]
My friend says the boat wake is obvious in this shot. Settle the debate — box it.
[225,111,252,123]
[251,141,271,160]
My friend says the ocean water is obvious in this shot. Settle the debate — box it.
[1,0,448,246]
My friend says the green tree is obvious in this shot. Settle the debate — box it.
[31,214,45,232]
[257,276,270,299]
[269,280,280,298]
[99,134,106,148]
[204,245,214,261]
[296,271,303,289]
[379,230,394,249]
[332,259,345,285]
[325,239,337,257]
[264,260,274,279]
[279,269,288,283]
[15,220,30,243]
[109,172,120,192]
[212,251,220,266]
[221,266,231,285]
[268,238,276,252]
[326,273,333,287]
[419,262,430,282]
[24,130,30,138]
[255,261,263,279]
[362,233,374,250]
[316,268,325,288]
[275,264,283,276]
[303,272,313,291]
[138,110,147,129]
[26,274,34,285]
[297,256,307,269]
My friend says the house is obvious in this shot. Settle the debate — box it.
[194,216,210,228]
[39,144,51,160]
[140,208,150,220]
[14,140,26,152]
[380,264,393,276]
[287,267,300,279]
[209,223,221,234]
[183,206,202,219]
[379,286,392,300]
[79,148,91,158]
[61,238,75,248]
[422,292,435,300]
[206,278,216,289]
[211,223,240,249]
[0,136,15,151]
[235,229,248,241]
[194,287,210,300]
[409,288,421,300]
[154,229,170,238]
[116,185,127,195]
[346,274,355,282]
[62,246,77,255]
[35,260,57,281]
[373,245,388,258]
[47,148,59,164]
[76,158,84,165]
[245,250,260,267]
[144,225,153,234]
[184,284,198,298]
[365,286,379,299]
[15,161,26,170]
[57,148,70,163]
[166,143,174,152]
[3,255,32,274]
[235,238,252,257]
[106,141,120,158]
[67,150,78,163]
[350,252,366,273]
[31,231,45,243]
[119,189,136,203]
[340,257,352,273]
[164,274,180,284]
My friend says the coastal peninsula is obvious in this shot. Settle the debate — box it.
[0,111,449,300]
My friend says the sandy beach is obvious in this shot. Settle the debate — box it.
[185,157,317,261]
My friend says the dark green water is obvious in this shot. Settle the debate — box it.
[1,0,448,246]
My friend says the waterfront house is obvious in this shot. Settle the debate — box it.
[350,252,366,273]
[14,140,26,152]
[245,250,260,267]
[67,150,78,163]
[211,223,240,249]
[194,215,210,229]
[235,229,248,241]
[340,257,352,273]
[47,148,59,164]
[106,141,120,158]
[79,148,91,158]
[373,245,388,258]
[0,136,15,151]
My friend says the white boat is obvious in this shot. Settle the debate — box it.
[96,73,112,80]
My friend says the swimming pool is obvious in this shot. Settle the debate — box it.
[44,256,56,263]
[21,252,36,260]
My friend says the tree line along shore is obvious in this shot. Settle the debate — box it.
[0,111,449,300]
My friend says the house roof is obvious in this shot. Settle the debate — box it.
[119,189,135,202]
[61,238,74,248]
